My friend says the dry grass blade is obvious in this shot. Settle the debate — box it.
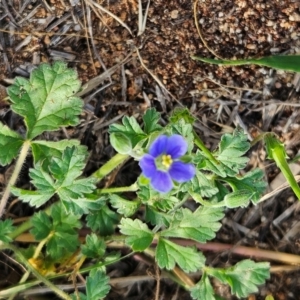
[81,0,96,75]
[76,53,132,97]
[135,47,182,106]
[137,0,151,36]
[193,0,222,59]
[258,175,300,203]
[85,0,133,36]
[86,4,107,72]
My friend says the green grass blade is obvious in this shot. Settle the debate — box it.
[191,55,300,72]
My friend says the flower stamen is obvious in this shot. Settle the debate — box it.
[161,154,173,169]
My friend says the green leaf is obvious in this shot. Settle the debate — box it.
[7,61,83,139]
[51,203,82,228]
[12,146,96,211]
[194,128,250,177]
[81,234,106,258]
[138,179,180,211]
[30,211,52,240]
[0,122,24,166]
[192,54,300,72]
[119,218,154,251]
[160,207,223,243]
[216,127,250,174]
[86,204,119,235]
[86,269,110,300]
[207,259,270,298]
[31,140,83,166]
[142,108,162,134]
[109,194,140,217]
[61,197,105,216]
[145,206,172,227]
[46,205,81,259]
[0,219,14,243]
[167,119,194,152]
[223,169,266,207]
[184,170,219,198]
[169,107,196,125]
[11,188,54,208]
[30,204,81,259]
[109,115,146,147]
[190,273,216,300]
[194,150,226,177]
[109,132,132,154]
[71,293,87,300]
[155,238,205,272]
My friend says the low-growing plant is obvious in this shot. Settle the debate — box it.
[2,61,295,300]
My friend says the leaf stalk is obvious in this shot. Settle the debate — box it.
[0,140,31,218]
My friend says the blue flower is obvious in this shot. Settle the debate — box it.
[139,135,195,193]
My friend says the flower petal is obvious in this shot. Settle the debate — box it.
[165,135,188,158]
[169,161,196,182]
[151,171,173,193]
[139,154,157,178]
[149,135,168,157]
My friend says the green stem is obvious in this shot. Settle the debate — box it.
[0,251,133,299]
[97,182,138,194]
[189,190,226,207]
[91,153,129,182]
[1,243,71,300]
[0,140,31,218]
[10,219,32,239]
[193,130,219,165]
[7,234,49,300]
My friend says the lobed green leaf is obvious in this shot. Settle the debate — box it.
[30,204,81,259]
[0,219,14,243]
[109,115,146,148]
[86,204,119,235]
[190,273,216,300]
[223,169,266,207]
[86,269,111,300]
[207,259,270,298]
[119,218,154,251]
[155,238,205,272]
[81,233,106,258]
[142,108,162,134]
[7,61,83,139]
[11,146,96,211]
[0,122,24,166]
[109,194,140,217]
[160,207,223,243]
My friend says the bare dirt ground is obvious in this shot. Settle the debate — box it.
[1,0,300,299]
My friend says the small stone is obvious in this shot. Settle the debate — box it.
[170,10,178,19]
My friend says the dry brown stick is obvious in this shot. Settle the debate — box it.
[193,0,223,59]
[154,264,160,300]
[17,231,300,266]
[171,239,300,265]
[81,0,97,75]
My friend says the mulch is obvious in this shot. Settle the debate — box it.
[1,0,300,299]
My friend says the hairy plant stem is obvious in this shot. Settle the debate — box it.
[8,234,52,300]
[0,140,31,218]
[97,182,138,194]
[1,243,72,300]
[192,130,219,165]
[91,153,129,182]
